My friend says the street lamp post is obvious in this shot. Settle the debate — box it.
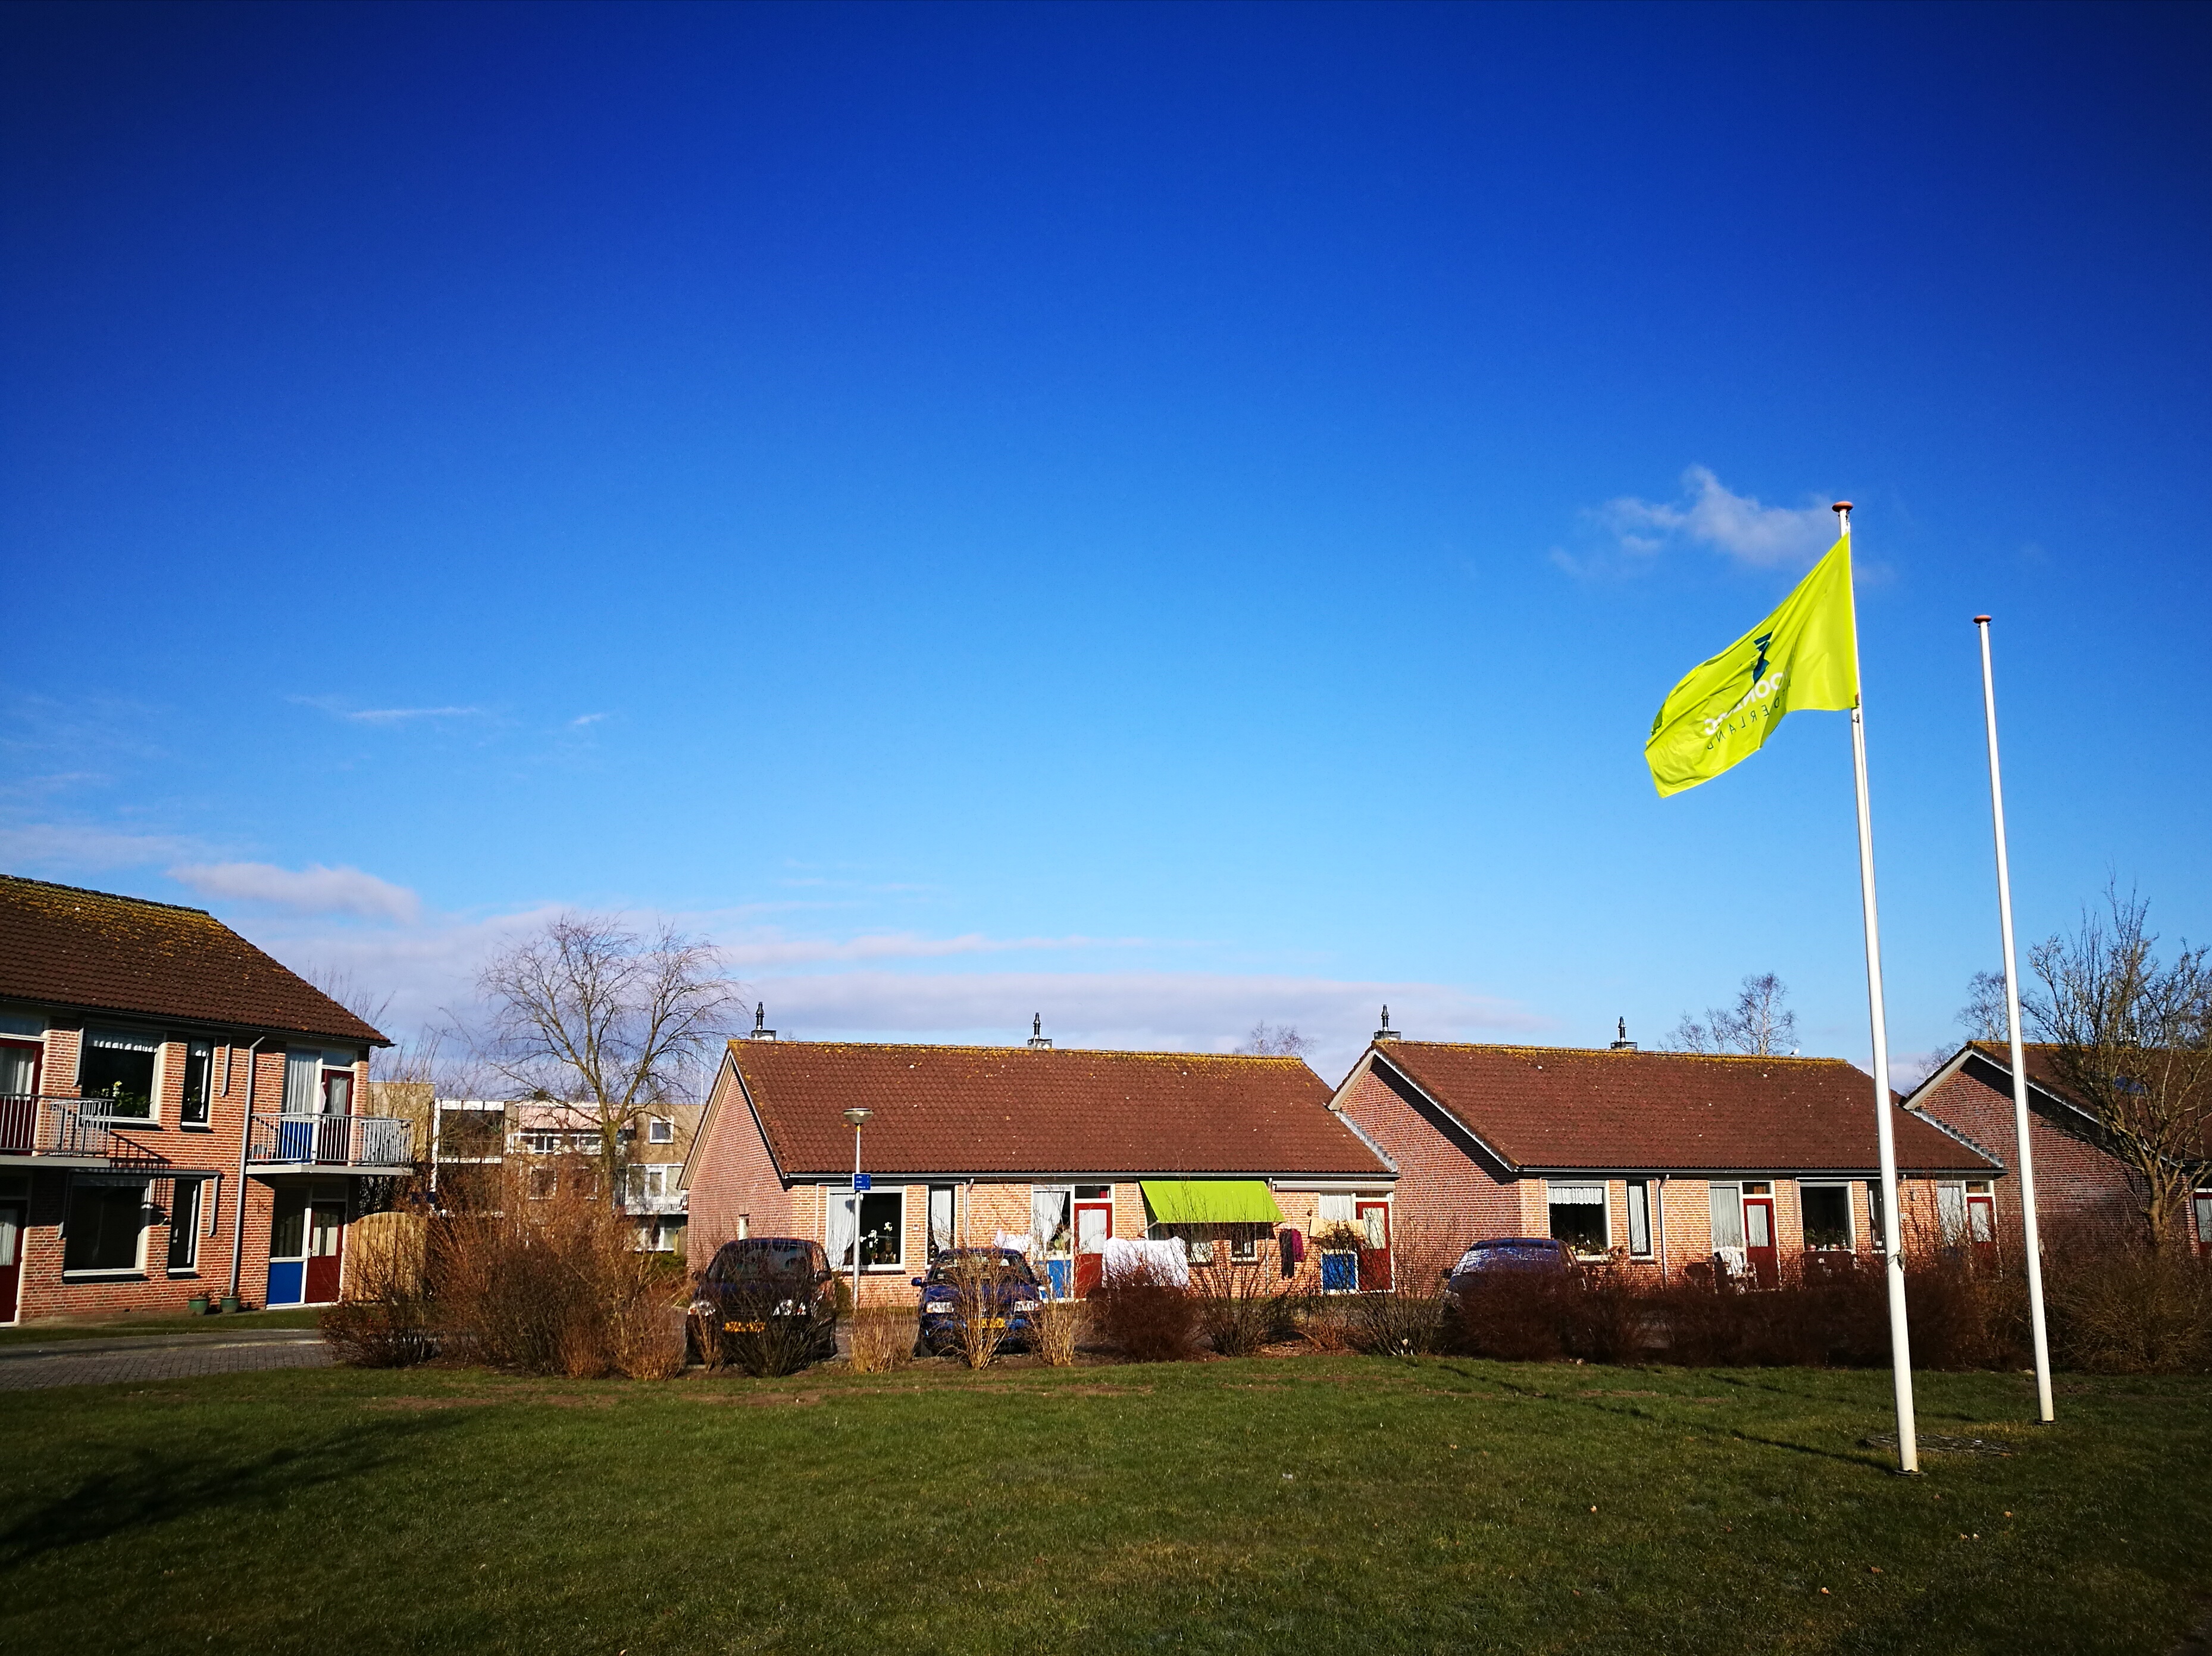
[841,1107,874,1325]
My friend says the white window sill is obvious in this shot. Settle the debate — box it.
[62,1270,147,1282]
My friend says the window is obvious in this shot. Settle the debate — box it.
[65,1178,149,1272]
[323,1065,352,1116]
[1801,1184,1853,1250]
[283,1050,321,1114]
[1866,1181,1889,1251]
[1936,1181,1968,1244]
[829,1188,904,1269]
[168,1179,202,1270]
[1625,1180,1653,1257]
[2194,1191,2212,1254]
[648,1116,674,1144]
[529,1166,558,1200]
[1708,1183,1746,1252]
[927,1185,956,1260]
[1966,1180,1995,1245]
[1032,1187,1072,1256]
[1546,1182,1608,1257]
[0,1037,41,1098]
[82,1030,160,1119]
[1075,1184,1110,1201]
[180,1041,213,1127]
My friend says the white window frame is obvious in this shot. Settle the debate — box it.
[647,1116,674,1144]
[1624,1178,1654,1259]
[179,1039,215,1127]
[1935,1179,1969,1245]
[62,1174,153,1277]
[1544,1180,1610,1259]
[167,1177,206,1273]
[828,1185,906,1272]
[1798,1180,1856,1251]
[79,1028,165,1123]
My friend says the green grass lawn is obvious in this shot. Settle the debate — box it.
[4,1356,2205,1654]
[0,1307,323,1344]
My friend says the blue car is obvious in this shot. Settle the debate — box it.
[1442,1236,1572,1302]
[912,1247,1044,1356]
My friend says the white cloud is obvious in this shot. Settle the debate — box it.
[718,929,1146,969]
[340,706,484,724]
[750,969,1542,1079]
[569,713,609,728]
[168,861,423,923]
[1595,466,1838,570]
[0,822,195,870]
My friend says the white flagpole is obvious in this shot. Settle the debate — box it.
[1974,614,2057,1424]
[1837,500,1919,1475]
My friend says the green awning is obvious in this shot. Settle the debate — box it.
[1139,1179,1285,1226]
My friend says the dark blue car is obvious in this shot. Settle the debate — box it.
[1442,1236,1572,1303]
[912,1247,1044,1356]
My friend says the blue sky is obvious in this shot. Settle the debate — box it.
[4,2,2207,1081]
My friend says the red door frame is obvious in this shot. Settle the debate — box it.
[1966,1187,1998,1263]
[1073,1199,1112,1297]
[0,1198,24,1324]
[0,1039,43,1156]
[303,1187,347,1304]
[1742,1189,1779,1289]
[1355,1200,1392,1291]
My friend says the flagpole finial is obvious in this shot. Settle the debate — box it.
[1973,613,1992,625]
[1831,500,1853,516]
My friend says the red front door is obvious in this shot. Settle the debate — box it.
[1742,1189,1778,1289]
[1356,1201,1392,1291]
[1074,1200,1112,1297]
[304,1191,346,1303]
[0,1201,23,1323]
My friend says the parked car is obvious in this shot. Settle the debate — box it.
[693,1237,839,1366]
[912,1247,1044,1356]
[1441,1236,1572,1303]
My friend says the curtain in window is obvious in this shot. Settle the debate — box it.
[283,1051,321,1115]
[827,1191,856,1270]
[1625,1182,1651,1255]
[1707,1184,1745,1251]
[86,1029,159,1052]
[1936,1183,1967,1243]
[0,1043,35,1097]
[1032,1188,1072,1255]
[1547,1183,1605,1207]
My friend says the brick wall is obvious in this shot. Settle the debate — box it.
[1912,1060,2148,1251]
[10,1036,381,1322]
[1334,1058,1520,1245]
[684,1060,796,1272]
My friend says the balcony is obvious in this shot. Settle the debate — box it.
[0,1095,117,1166]
[247,1112,414,1172]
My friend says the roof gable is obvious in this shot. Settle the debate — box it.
[0,875,386,1045]
[720,1040,1391,1179]
[1366,1041,1997,1173]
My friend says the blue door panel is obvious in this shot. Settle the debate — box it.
[267,1260,305,1306]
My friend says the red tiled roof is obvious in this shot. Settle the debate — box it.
[724,1040,1391,1179]
[0,875,386,1045]
[1368,1041,1994,1173]
[1962,1040,2211,1157]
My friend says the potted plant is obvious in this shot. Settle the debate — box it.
[186,1292,211,1316]
[218,1294,240,1314]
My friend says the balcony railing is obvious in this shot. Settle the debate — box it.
[621,1185,689,1216]
[0,1095,115,1160]
[247,1113,414,1169]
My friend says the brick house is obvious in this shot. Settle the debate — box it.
[1327,1035,2000,1286]
[0,875,402,1323]
[682,1032,1396,1304]
[1905,1041,2212,1254]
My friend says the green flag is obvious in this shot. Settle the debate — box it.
[1644,535,1859,797]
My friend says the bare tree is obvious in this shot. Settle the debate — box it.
[1237,1021,1312,1058]
[1670,973,1799,1056]
[473,916,739,1208]
[1957,970,2010,1043]
[2027,886,2212,1250]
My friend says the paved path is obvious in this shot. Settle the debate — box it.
[0,1329,331,1391]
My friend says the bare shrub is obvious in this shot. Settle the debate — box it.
[1342,1226,1458,1358]
[429,1162,688,1379]
[848,1306,912,1373]
[2047,1222,2212,1373]
[320,1227,436,1368]
[1091,1261,1200,1362]
[946,1250,1020,1370]
[1189,1244,1290,1357]
[1292,1295,1357,1354]
[1031,1297,1083,1366]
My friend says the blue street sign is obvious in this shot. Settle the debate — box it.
[852,1174,872,1191]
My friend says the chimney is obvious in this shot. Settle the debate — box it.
[1610,1016,1637,1052]
[748,1002,777,1041]
[1372,1005,1400,1044]
[1027,1013,1053,1050]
